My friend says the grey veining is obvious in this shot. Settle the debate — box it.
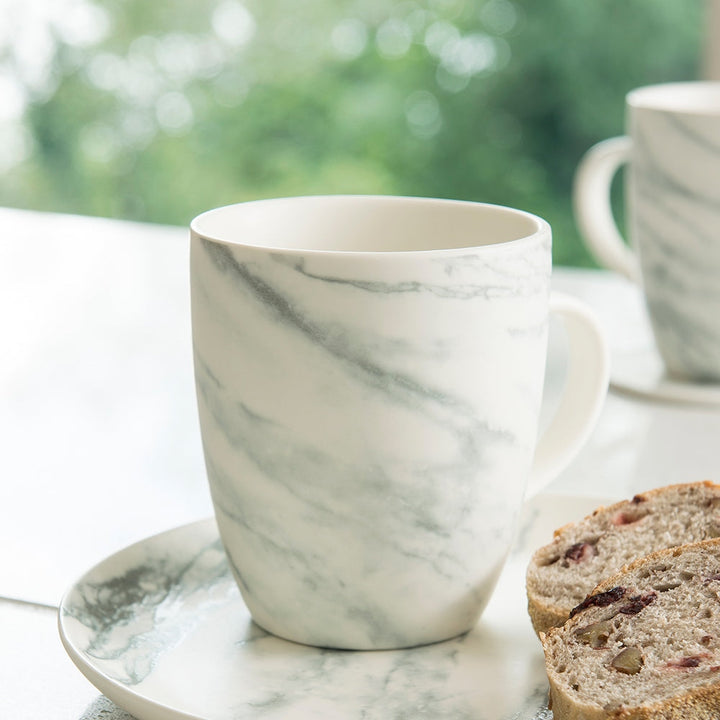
[190,211,552,649]
[59,515,561,720]
[575,83,720,381]
[630,108,720,381]
[62,533,231,685]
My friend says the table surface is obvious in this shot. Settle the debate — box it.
[3,206,720,720]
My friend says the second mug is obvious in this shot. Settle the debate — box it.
[574,81,720,383]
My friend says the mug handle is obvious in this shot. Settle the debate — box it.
[572,136,641,283]
[525,292,610,498]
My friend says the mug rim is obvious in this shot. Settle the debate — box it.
[627,81,720,116]
[190,194,550,256]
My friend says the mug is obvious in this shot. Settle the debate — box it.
[190,195,608,650]
[574,81,720,382]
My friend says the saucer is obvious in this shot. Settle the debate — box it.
[59,495,607,720]
[611,342,720,406]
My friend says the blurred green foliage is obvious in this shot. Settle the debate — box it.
[0,0,703,264]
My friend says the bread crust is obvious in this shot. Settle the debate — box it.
[527,481,720,636]
[543,538,720,720]
[548,669,720,720]
[527,601,566,638]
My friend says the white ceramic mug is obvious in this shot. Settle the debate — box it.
[574,81,720,382]
[190,195,608,650]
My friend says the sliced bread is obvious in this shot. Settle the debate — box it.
[541,538,720,720]
[526,481,720,635]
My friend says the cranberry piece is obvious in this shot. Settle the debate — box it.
[619,592,657,615]
[666,655,706,669]
[612,511,646,526]
[570,586,626,618]
[564,542,597,563]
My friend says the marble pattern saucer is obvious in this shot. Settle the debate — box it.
[58,495,608,720]
[611,341,720,406]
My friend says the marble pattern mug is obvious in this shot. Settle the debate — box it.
[574,81,720,382]
[190,195,608,650]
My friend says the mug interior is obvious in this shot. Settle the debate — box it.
[191,195,544,253]
[628,82,720,116]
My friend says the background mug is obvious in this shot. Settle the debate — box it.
[574,81,720,382]
[190,195,608,650]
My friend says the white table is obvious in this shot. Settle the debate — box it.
[2,207,720,719]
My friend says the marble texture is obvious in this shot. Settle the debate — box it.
[610,337,720,405]
[5,204,720,719]
[59,494,608,720]
[575,82,720,382]
[190,198,553,649]
[630,99,720,382]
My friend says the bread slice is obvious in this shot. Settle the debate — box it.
[526,481,720,635]
[541,538,720,720]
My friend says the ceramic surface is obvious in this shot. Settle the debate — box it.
[190,196,607,649]
[59,495,607,720]
[631,86,720,381]
[611,341,720,406]
[574,82,720,382]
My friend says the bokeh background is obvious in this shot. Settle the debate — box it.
[0,0,705,265]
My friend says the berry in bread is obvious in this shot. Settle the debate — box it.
[541,538,720,720]
[526,481,720,635]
